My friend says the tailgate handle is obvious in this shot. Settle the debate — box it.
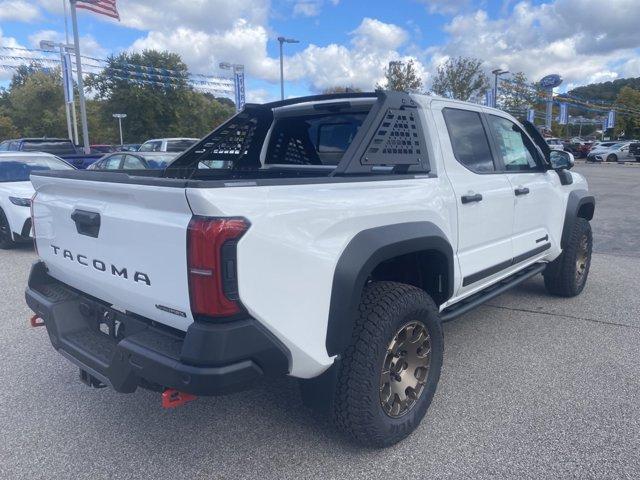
[71,210,101,238]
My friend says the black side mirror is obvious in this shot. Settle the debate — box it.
[550,150,574,170]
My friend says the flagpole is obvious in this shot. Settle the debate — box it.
[69,0,91,154]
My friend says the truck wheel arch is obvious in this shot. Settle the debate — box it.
[562,190,595,249]
[326,222,454,357]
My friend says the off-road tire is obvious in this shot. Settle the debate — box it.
[543,218,592,297]
[0,208,16,250]
[331,281,443,448]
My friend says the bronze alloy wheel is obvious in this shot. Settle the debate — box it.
[575,233,590,284]
[380,320,431,418]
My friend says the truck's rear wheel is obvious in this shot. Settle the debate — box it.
[332,281,443,447]
[543,217,592,297]
[0,209,16,250]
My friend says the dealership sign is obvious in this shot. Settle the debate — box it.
[539,74,563,89]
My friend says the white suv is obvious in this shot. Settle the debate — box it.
[138,137,199,153]
[26,92,594,447]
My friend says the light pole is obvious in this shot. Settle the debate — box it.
[112,114,127,146]
[491,69,509,109]
[40,39,77,143]
[277,37,299,100]
[219,62,245,112]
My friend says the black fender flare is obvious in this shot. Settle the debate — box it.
[561,190,595,249]
[325,222,454,356]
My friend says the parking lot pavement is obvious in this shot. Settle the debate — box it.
[1,164,639,479]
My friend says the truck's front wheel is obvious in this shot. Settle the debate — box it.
[543,217,592,297]
[332,281,443,447]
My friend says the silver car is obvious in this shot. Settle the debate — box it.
[587,142,632,162]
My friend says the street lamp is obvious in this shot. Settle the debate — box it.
[277,37,299,100]
[219,62,246,112]
[491,68,509,109]
[112,114,127,146]
[40,39,78,144]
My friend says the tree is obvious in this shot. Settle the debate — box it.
[499,72,537,112]
[86,50,234,142]
[0,115,19,140]
[4,68,67,138]
[614,86,640,139]
[431,57,489,102]
[377,60,423,93]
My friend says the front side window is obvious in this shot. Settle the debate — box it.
[443,108,495,173]
[166,140,196,152]
[103,155,123,169]
[488,115,541,172]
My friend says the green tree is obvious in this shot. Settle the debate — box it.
[377,60,423,93]
[87,50,234,142]
[499,72,537,112]
[614,86,640,139]
[0,115,19,140]
[431,57,489,101]
[5,68,67,138]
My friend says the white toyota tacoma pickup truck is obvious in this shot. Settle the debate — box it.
[26,92,595,447]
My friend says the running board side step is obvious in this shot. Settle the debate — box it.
[441,263,546,323]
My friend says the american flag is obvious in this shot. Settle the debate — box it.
[76,0,120,20]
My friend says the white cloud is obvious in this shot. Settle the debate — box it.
[416,0,472,15]
[293,1,322,17]
[0,1,41,22]
[428,0,640,88]
[28,29,108,58]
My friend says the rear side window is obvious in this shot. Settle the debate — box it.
[266,113,367,166]
[443,108,495,173]
[166,140,196,152]
[122,155,145,169]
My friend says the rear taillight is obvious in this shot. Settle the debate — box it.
[30,192,38,255]
[187,217,249,319]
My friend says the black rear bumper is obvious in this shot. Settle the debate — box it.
[25,261,290,396]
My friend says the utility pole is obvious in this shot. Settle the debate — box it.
[69,0,91,154]
[277,37,299,100]
[491,69,509,109]
[112,114,126,146]
[40,40,75,143]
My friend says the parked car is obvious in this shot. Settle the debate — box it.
[0,138,103,169]
[545,137,565,151]
[629,142,640,161]
[90,144,117,154]
[587,142,632,162]
[138,137,199,153]
[117,144,142,152]
[87,152,178,170]
[26,92,594,448]
[0,152,74,249]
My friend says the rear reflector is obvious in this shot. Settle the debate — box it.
[187,217,249,319]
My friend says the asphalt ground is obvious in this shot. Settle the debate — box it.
[0,164,638,479]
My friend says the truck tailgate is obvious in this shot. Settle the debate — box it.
[30,175,194,331]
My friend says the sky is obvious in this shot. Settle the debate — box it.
[1,0,639,103]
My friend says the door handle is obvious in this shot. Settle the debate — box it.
[514,187,530,196]
[461,193,483,204]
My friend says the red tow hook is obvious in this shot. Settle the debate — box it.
[30,315,45,328]
[161,388,197,409]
